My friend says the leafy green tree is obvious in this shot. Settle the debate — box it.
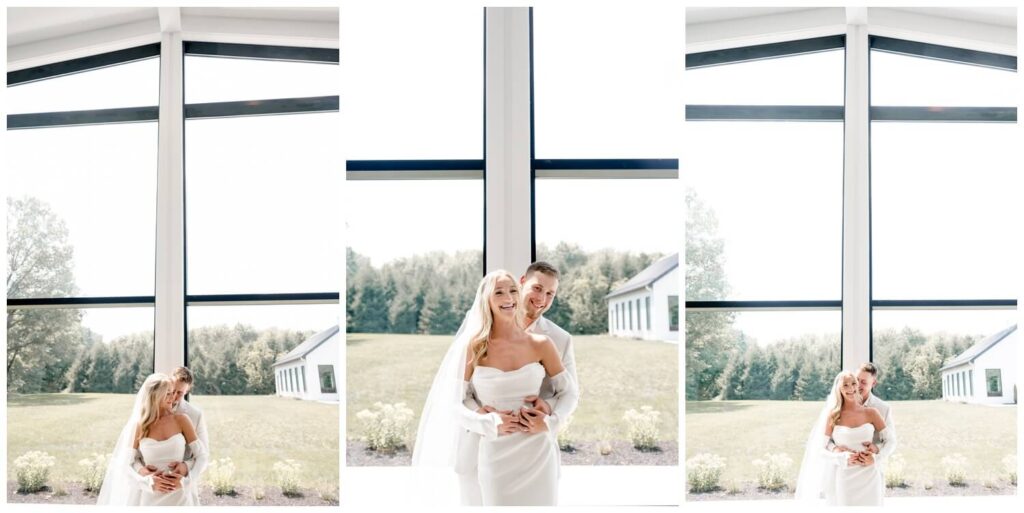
[6,197,84,393]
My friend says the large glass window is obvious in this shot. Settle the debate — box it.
[685,36,845,499]
[870,36,1017,497]
[183,42,340,498]
[6,48,159,503]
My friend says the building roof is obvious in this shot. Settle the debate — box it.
[604,253,679,300]
[273,325,339,367]
[940,324,1017,371]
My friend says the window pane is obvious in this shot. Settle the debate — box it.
[342,4,482,159]
[686,122,843,300]
[535,178,679,338]
[7,123,158,298]
[7,306,154,504]
[184,55,338,104]
[533,6,680,158]
[871,123,1020,299]
[7,57,159,114]
[687,50,844,105]
[186,304,338,493]
[871,51,1016,107]
[686,310,841,497]
[871,309,1017,496]
[185,113,340,294]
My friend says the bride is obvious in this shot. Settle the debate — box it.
[413,270,577,506]
[97,373,208,506]
[795,370,887,506]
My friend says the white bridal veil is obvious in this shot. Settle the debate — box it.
[96,375,162,505]
[793,399,831,502]
[411,279,487,468]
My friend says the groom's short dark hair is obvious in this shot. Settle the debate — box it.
[859,362,879,379]
[172,366,194,384]
[525,261,560,280]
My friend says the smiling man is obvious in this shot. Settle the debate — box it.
[456,261,580,505]
[855,363,898,469]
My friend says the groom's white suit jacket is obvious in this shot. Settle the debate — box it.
[453,315,579,477]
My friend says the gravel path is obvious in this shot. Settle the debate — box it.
[686,481,1016,501]
[347,440,677,466]
[7,481,339,506]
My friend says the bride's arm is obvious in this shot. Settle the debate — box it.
[455,346,509,439]
[537,337,578,433]
[175,414,208,485]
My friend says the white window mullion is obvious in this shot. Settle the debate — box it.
[484,7,532,275]
[842,22,871,370]
[154,31,185,372]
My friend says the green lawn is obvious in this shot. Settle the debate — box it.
[686,400,1016,488]
[347,333,678,445]
[7,394,338,490]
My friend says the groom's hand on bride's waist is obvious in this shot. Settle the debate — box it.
[523,395,551,416]
[479,405,522,436]
[518,407,549,434]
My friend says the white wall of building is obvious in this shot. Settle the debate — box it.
[274,331,340,402]
[942,329,1017,405]
[607,267,679,343]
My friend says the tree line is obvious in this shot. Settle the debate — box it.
[346,243,663,336]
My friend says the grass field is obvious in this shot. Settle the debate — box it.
[7,394,338,491]
[347,333,678,445]
[686,400,1017,490]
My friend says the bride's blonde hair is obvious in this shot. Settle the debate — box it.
[136,373,173,441]
[468,270,525,368]
[828,371,858,427]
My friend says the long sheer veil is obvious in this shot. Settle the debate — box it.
[793,399,831,502]
[96,375,159,505]
[410,283,484,468]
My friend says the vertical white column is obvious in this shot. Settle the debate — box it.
[842,22,871,370]
[484,7,533,275]
[154,31,185,372]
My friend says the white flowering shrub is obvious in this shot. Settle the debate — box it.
[686,453,726,493]
[752,453,792,491]
[14,450,56,493]
[942,454,968,486]
[884,453,907,488]
[206,457,237,496]
[1003,454,1017,486]
[623,406,660,450]
[274,459,303,497]
[356,402,414,453]
[77,452,109,493]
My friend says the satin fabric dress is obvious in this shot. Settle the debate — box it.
[829,424,884,506]
[471,362,559,506]
[138,433,196,506]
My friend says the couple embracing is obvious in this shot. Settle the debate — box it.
[796,363,899,506]
[412,262,580,506]
[97,367,210,506]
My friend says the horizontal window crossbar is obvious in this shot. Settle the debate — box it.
[870,106,1016,123]
[687,105,844,121]
[184,41,339,64]
[6,296,155,309]
[686,35,845,69]
[8,106,158,129]
[8,43,161,86]
[346,160,484,180]
[871,36,1017,71]
[686,300,842,311]
[184,96,339,119]
[534,159,678,179]
[186,293,340,306]
[872,299,1017,309]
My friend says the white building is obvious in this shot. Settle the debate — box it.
[273,325,339,402]
[940,325,1017,405]
[605,254,679,342]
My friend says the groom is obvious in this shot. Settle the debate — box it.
[136,366,210,502]
[456,261,579,506]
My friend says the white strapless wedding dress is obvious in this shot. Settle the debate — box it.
[139,433,195,506]
[830,424,883,506]
[472,362,559,506]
